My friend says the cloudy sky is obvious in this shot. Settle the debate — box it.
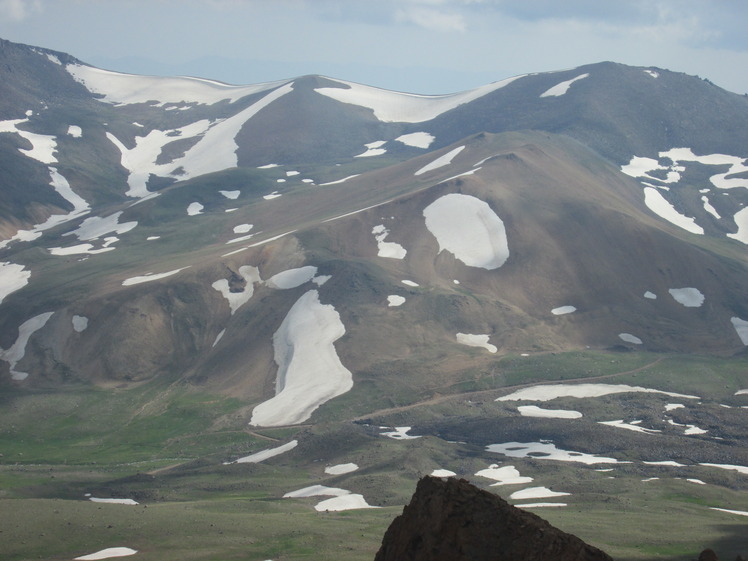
[2,0,747,95]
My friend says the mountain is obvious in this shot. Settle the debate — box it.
[0,37,746,561]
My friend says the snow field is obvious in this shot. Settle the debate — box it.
[187,202,204,216]
[387,295,406,307]
[487,441,622,465]
[619,333,643,345]
[72,315,88,332]
[266,266,318,289]
[643,187,704,234]
[89,497,138,505]
[380,426,421,440]
[0,312,54,380]
[355,140,387,158]
[324,463,359,475]
[474,464,533,486]
[552,306,576,315]
[396,132,435,148]
[423,193,509,270]
[540,73,589,97]
[0,116,58,163]
[430,469,456,477]
[599,420,661,434]
[74,547,138,560]
[212,265,261,314]
[497,383,700,402]
[517,405,582,419]
[456,333,497,353]
[509,486,570,500]
[315,75,523,123]
[371,224,407,259]
[0,262,31,304]
[122,267,190,286]
[250,290,352,426]
[229,440,298,464]
[668,287,704,307]
[283,484,377,511]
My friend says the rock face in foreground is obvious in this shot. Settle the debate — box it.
[374,476,614,561]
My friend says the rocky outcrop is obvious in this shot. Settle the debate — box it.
[374,476,613,561]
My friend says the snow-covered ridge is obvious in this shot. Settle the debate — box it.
[66,64,290,106]
[315,75,524,123]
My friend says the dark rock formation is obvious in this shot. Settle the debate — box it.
[374,476,613,561]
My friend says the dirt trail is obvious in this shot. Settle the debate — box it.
[352,356,665,422]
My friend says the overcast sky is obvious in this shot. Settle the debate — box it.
[2,0,747,95]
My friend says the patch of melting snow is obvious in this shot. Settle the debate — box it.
[552,306,576,315]
[284,485,349,498]
[66,211,137,241]
[643,187,704,234]
[264,191,282,200]
[122,267,190,286]
[667,419,707,435]
[642,477,660,482]
[456,333,497,353]
[402,280,419,287]
[355,140,387,158]
[233,224,253,234]
[699,463,748,475]
[599,420,661,434]
[644,291,657,299]
[517,502,568,508]
[388,295,406,307]
[212,329,225,348]
[212,265,261,314]
[0,312,54,380]
[431,469,456,477]
[89,497,139,505]
[540,73,589,97]
[710,507,748,517]
[319,174,360,186]
[219,190,240,199]
[687,478,707,485]
[643,460,685,467]
[669,287,704,307]
[619,333,642,344]
[325,463,359,475]
[312,275,331,286]
[0,116,58,163]
[665,403,685,411]
[415,145,465,175]
[0,262,31,304]
[517,405,582,419]
[286,170,300,177]
[702,195,721,218]
[72,315,88,332]
[475,464,533,486]
[74,547,138,560]
[730,317,748,345]
[498,383,699,402]
[372,224,407,259]
[250,290,352,426]
[266,266,318,289]
[49,243,116,256]
[67,125,82,137]
[187,202,204,216]
[258,163,280,169]
[487,441,623,465]
[736,389,748,396]
[509,486,570,500]
[229,440,298,464]
[644,69,660,78]
[284,484,378,511]
[423,193,509,270]
[727,207,748,244]
[396,132,435,148]
[380,426,421,440]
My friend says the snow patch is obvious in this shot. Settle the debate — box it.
[487,441,622,465]
[0,262,31,304]
[266,266,318,289]
[727,207,748,243]
[72,315,88,332]
[415,145,465,176]
[67,212,137,241]
[387,295,406,307]
[552,306,576,315]
[497,383,699,402]
[456,333,497,353]
[619,333,643,345]
[540,73,589,97]
[187,202,204,216]
[423,193,509,270]
[355,140,387,158]
[67,125,82,137]
[643,187,704,234]
[475,464,533,486]
[74,547,138,560]
[250,290,352,426]
[699,463,748,475]
[230,440,298,464]
[380,426,421,440]
[730,317,748,345]
[669,287,705,307]
[212,266,261,314]
[402,280,419,287]
[431,469,456,477]
[0,312,54,380]
[319,174,360,186]
[518,405,582,419]
[396,132,435,148]
[710,508,748,517]
[372,224,407,259]
[122,267,189,286]
[89,497,138,505]
[644,291,657,299]
[220,190,240,199]
[509,486,570,500]
[325,463,359,475]
[233,224,253,234]
[599,420,661,434]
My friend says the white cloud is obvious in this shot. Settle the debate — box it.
[0,0,41,21]
[395,6,466,32]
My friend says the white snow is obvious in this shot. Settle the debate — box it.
[540,73,589,97]
[264,191,282,200]
[699,463,748,475]
[49,244,116,256]
[401,280,419,287]
[212,329,225,348]
[319,174,360,186]
[643,187,704,234]
[667,419,707,435]
[315,75,524,123]
[644,70,660,78]
[516,502,567,508]
[325,463,359,475]
[315,494,378,511]
[668,287,705,307]
[487,441,622,465]
[430,469,456,477]
[619,333,643,345]
[250,290,352,426]
[66,63,289,105]
[475,464,533,486]
[727,207,748,244]
[687,478,706,485]
[0,116,58,163]
[423,193,509,269]
[702,195,721,219]
[187,202,204,216]
[355,140,387,158]
[220,190,240,199]
[644,291,657,299]
[67,125,82,137]
[643,460,685,466]
[710,508,748,517]
[380,426,421,440]
[89,497,138,505]
[67,212,138,241]
[313,275,332,286]
[74,547,138,560]
[0,312,54,380]
[258,163,280,169]
[736,389,748,396]
[72,315,88,332]
[266,266,318,289]
[552,306,576,315]
[509,486,570,500]
[414,145,465,176]
[212,266,261,314]
[226,233,256,244]
[456,333,497,353]
[665,403,685,411]
[396,132,435,148]
[518,405,582,419]
[122,267,189,286]
[497,383,699,402]
[387,295,406,307]
[372,224,407,259]
[599,420,661,434]
[231,440,298,464]
[284,485,349,498]
[0,262,31,304]
[233,224,253,234]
